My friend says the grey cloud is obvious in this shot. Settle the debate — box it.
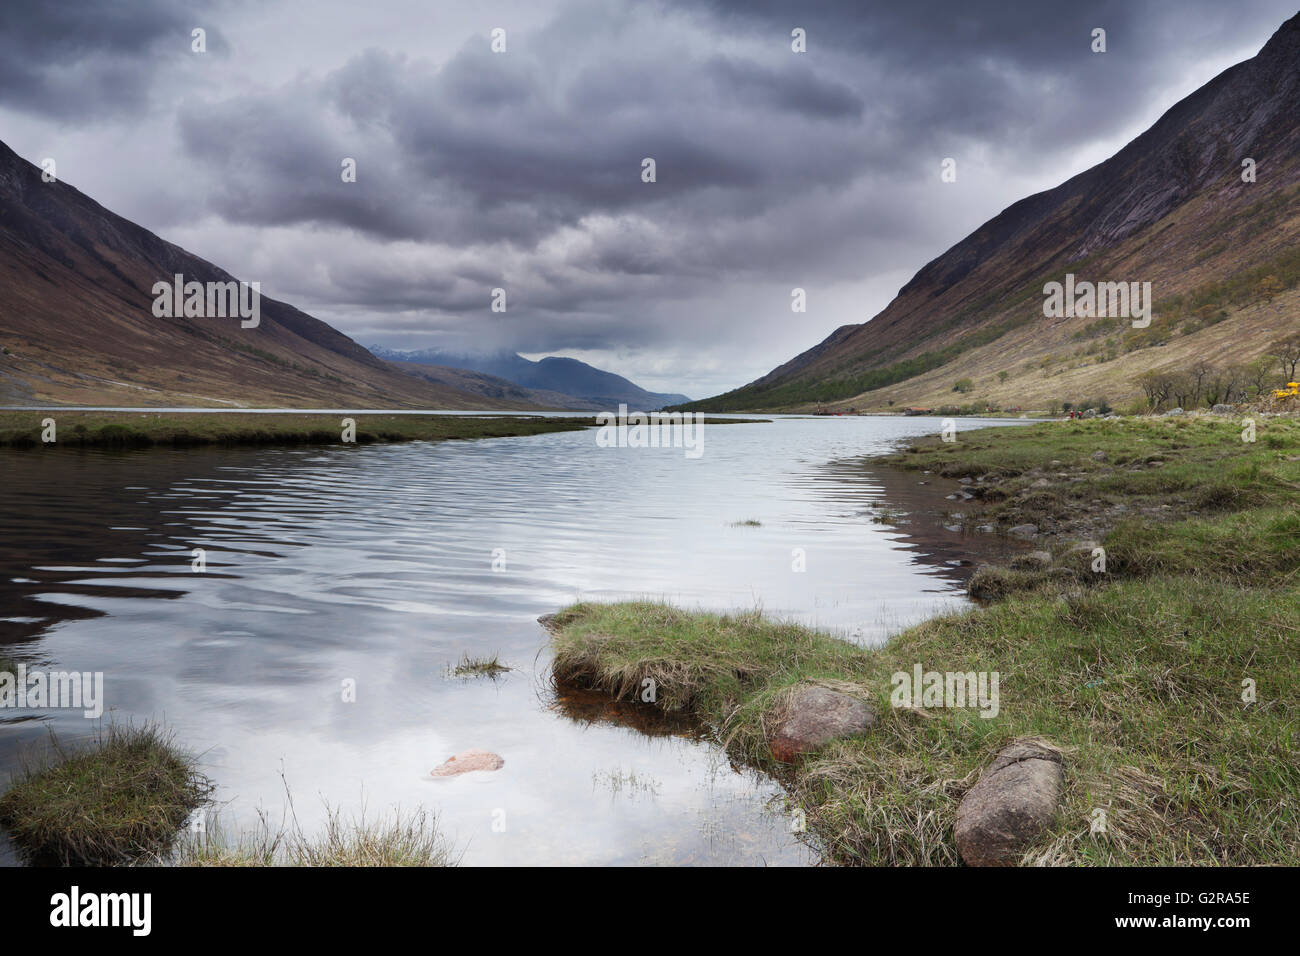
[0,0,230,120]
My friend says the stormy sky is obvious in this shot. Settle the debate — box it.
[1,0,1295,398]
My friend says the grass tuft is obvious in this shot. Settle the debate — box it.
[0,722,213,865]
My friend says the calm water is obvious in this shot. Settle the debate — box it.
[0,414,1028,866]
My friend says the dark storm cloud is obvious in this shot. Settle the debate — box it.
[177,33,878,250]
[0,0,229,120]
[2,0,1297,395]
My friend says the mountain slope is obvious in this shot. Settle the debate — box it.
[683,12,1300,413]
[386,360,597,410]
[372,346,690,410]
[0,140,542,409]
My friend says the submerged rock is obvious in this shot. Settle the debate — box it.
[431,749,505,777]
[769,685,876,763]
[954,739,1064,867]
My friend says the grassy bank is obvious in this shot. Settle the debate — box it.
[174,807,459,867]
[0,411,769,448]
[547,414,1300,865]
[0,723,213,865]
[0,411,594,448]
[0,722,458,867]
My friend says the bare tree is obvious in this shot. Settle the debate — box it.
[1244,357,1276,399]
[1269,334,1300,382]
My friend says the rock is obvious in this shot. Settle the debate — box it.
[959,477,973,485]
[1011,550,1052,569]
[1211,404,1234,415]
[1031,477,1051,487]
[976,524,996,533]
[431,749,505,777]
[769,685,876,763]
[1082,408,1098,418]
[1007,523,1039,538]
[955,740,1064,867]
[1090,450,1107,461]
[944,524,962,533]
[1164,407,1185,416]
[537,613,557,629]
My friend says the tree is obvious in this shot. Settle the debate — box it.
[1244,357,1276,399]
[1270,334,1300,382]
[1136,369,1174,410]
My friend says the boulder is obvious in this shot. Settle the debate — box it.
[1090,449,1107,462]
[955,740,1064,866]
[769,685,876,763]
[1007,523,1039,538]
[1211,404,1234,415]
[431,749,505,777]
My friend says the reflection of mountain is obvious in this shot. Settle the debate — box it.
[0,448,260,646]
[822,456,1028,586]
[371,346,691,410]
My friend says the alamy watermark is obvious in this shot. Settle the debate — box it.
[152,274,261,328]
[595,404,705,459]
[0,663,104,718]
[1043,273,1152,328]
[891,663,999,718]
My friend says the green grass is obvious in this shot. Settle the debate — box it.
[0,411,595,448]
[449,653,511,678]
[546,413,1300,866]
[175,806,459,867]
[0,723,213,865]
[0,411,769,449]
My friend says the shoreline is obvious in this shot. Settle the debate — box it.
[0,411,769,449]
[543,413,1300,866]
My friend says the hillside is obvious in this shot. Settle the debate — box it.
[0,140,540,409]
[373,346,691,411]
[386,360,594,410]
[681,12,1300,414]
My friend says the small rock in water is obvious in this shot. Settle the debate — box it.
[431,749,505,777]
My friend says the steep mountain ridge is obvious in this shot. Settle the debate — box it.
[684,12,1300,412]
[0,140,537,409]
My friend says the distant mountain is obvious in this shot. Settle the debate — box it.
[0,139,544,409]
[680,12,1300,413]
[385,360,600,410]
[371,346,690,410]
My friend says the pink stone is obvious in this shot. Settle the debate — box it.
[431,749,505,777]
